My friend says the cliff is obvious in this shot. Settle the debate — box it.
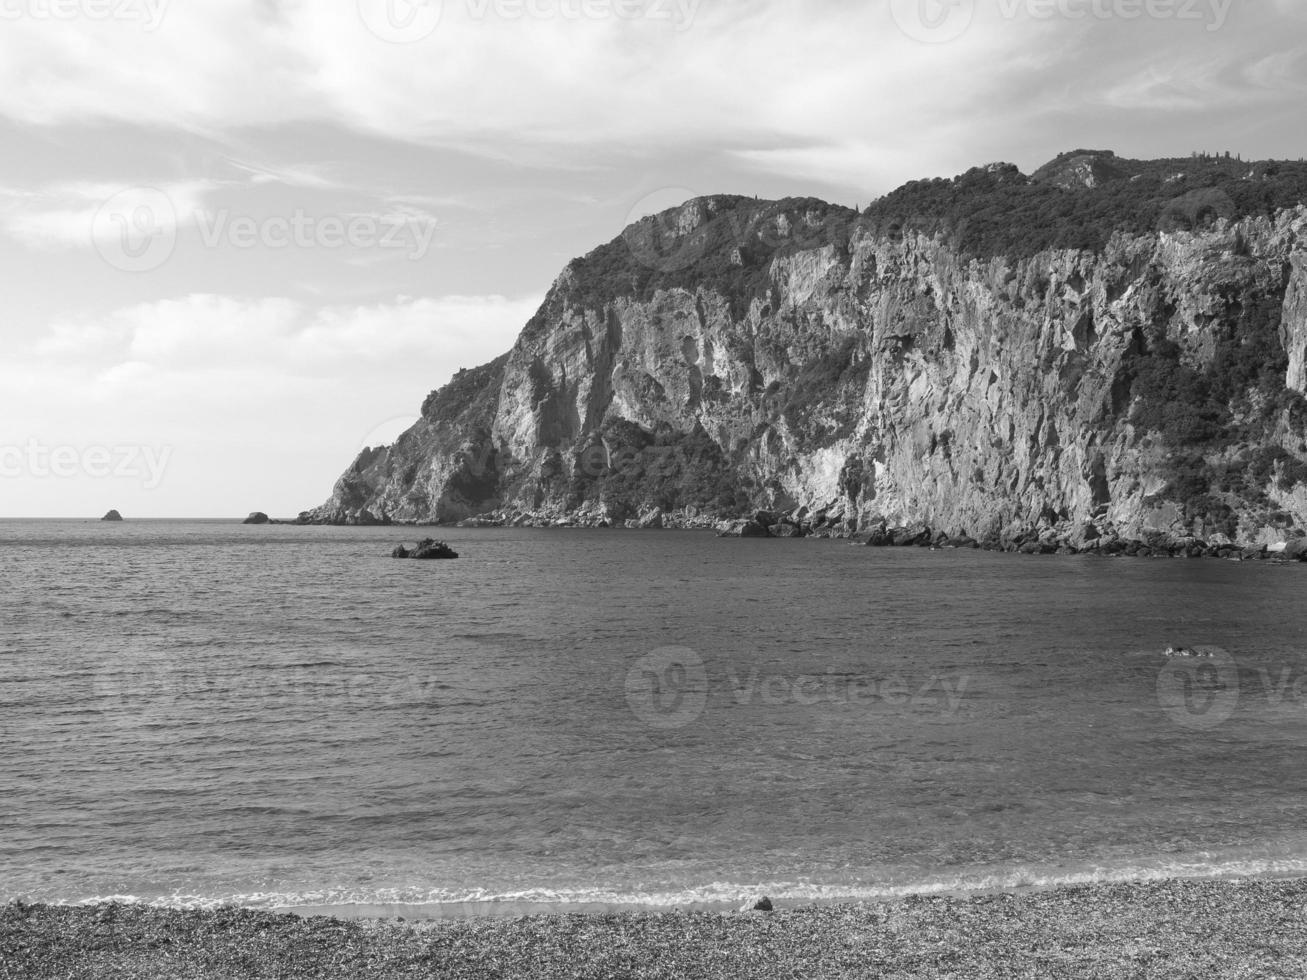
[304,154,1307,551]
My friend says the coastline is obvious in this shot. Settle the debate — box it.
[284,507,1307,563]
[8,878,1307,979]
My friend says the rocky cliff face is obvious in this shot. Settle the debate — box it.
[305,184,1307,549]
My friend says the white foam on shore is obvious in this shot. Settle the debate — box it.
[54,853,1307,919]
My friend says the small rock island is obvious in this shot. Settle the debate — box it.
[101,510,123,522]
[242,512,270,525]
[392,538,459,560]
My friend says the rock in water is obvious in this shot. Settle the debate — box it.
[753,897,774,912]
[865,525,891,547]
[392,538,459,560]
[101,510,123,522]
[242,512,270,525]
[1283,538,1307,561]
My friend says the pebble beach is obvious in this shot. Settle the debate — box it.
[4,878,1307,979]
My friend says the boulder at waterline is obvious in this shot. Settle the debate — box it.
[392,538,459,560]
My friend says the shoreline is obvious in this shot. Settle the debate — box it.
[8,877,1307,978]
[283,510,1307,562]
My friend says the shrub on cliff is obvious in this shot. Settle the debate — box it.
[1126,289,1307,517]
[421,354,509,421]
[567,197,859,318]
[863,153,1307,260]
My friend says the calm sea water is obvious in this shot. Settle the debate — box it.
[4,519,1307,913]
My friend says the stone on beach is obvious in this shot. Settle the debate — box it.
[11,879,1307,979]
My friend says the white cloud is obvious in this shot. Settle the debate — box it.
[0,181,212,249]
[0,2,1058,183]
[3,291,542,516]
[0,0,1294,196]
[31,292,541,373]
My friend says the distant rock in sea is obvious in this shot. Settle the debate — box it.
[392,538,459,560]
[101,510,123,522]
[242,512,270,525]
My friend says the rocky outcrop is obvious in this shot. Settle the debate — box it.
[101,510,123,522]
[242,512,270,525]
[304,166,1307,553]
[392,539,459,560]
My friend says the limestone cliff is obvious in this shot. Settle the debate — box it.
[305,159,1307,549]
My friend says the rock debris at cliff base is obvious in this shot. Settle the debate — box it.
[6,878,1307,979]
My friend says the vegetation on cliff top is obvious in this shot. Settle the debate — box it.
[564,195,859,318]
[420,353,509,422]
[864,150,1307,260]
[558,151,1307,323]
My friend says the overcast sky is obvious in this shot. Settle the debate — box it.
[1,0,1303,517]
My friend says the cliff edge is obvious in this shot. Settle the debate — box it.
[302,154,1307,551]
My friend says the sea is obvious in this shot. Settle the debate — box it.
[4,518,1307,917]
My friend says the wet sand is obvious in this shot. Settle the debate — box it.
[4,878,1307,978]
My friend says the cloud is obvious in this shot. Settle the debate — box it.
[3,290,543,515]
[32,292,542,373]
[0,1,1074,183]
[0,0,1296,197]
[0,180,212,249]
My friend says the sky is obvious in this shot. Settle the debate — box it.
[1,0,1304,517]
